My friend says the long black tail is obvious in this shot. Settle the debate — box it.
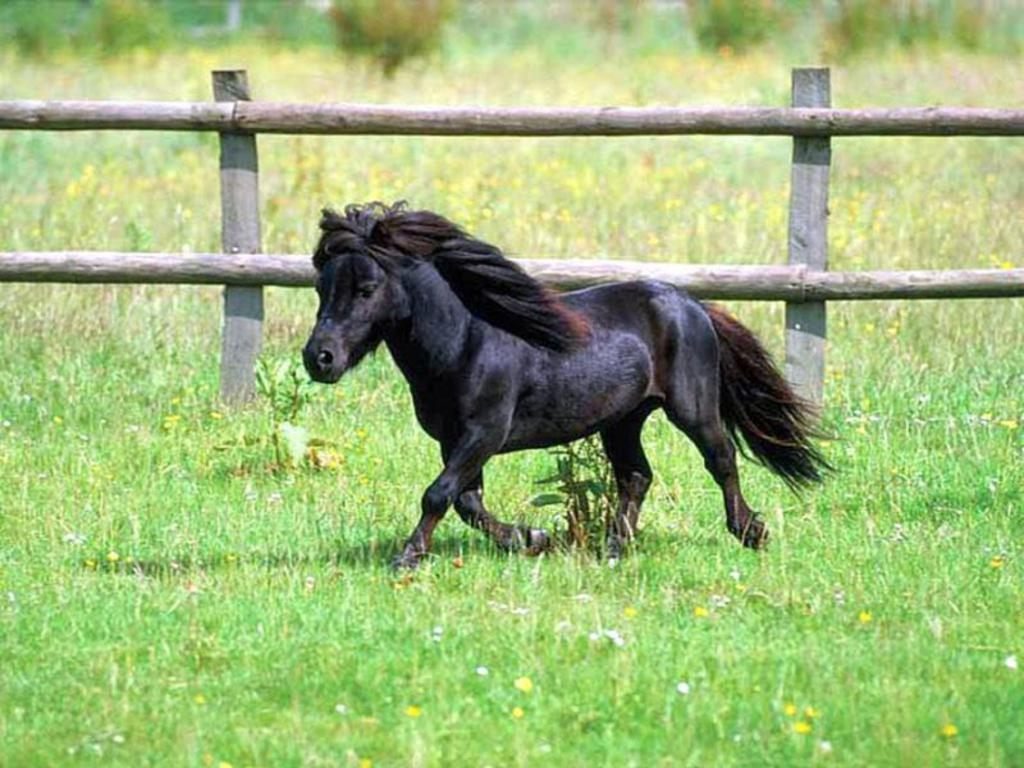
[705,304,831,490]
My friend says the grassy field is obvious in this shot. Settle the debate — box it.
[1,29,1023,768]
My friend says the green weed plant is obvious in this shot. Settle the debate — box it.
[533,436,618,551]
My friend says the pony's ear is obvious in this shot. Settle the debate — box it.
[319,207,345,232]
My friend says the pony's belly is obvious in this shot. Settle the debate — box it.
[501,394,662,453]
[502,341,656,451]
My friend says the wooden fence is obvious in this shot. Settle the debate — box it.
[2,67,1023,404]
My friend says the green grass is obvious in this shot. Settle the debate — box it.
[1,33,1023,768]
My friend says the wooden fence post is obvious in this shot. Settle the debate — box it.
[212,69,263,404]
[785,67,831,406]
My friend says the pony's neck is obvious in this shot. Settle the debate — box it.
[384,263,473,381]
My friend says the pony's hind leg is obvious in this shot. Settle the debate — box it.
[454,475,551,556]
[661,359,765,549]
[667,403,768,549]
[659,303,766,548]
[599,408,654,559]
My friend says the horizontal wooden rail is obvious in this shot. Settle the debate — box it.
[2,251,1021,300]
[3,101,1024,136]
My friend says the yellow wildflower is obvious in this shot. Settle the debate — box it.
[990,555,1005,570]
[693,606,709,618]
[623,606,638,618]
[940,723,958,738]
[858,610,873,624]
[511,706,525,719]
[404,705,422,718]
[514,676,534,694]
[784,703,798,717]
[793,721,813,734]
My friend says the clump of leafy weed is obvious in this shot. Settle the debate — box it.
[253,356,332,472]
[533,436,617,551]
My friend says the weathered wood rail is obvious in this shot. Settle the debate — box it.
[3,101,1024,136]
[3,251,1022,302]
[2,67,1022,403]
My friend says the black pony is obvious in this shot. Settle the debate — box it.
[303,202,829,569]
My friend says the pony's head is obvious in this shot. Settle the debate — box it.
[303,201,588,383]
[302,203,411,382]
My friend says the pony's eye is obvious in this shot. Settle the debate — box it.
[355,282,378,298]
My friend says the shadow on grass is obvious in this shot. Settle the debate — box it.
[76,535,500,577]
[75,525,734,578]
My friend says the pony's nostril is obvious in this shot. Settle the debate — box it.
[316,349,334,368]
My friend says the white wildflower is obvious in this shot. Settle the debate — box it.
[588,629,626,647]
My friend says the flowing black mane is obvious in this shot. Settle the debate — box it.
[314,202,588,352]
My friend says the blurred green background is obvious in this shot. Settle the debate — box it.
[3,0,1023,69]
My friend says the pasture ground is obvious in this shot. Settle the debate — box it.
[1,37,1022,768]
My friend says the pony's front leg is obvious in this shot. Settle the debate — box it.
[391,430,500,570]
[454,477,552,556]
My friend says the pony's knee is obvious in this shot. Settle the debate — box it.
[422,482,454,517]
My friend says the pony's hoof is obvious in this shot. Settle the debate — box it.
[524,528,552,556]
[500,526,551,555]
[606,534,629,561]
[735,517,768,550]
[391,551,424,571]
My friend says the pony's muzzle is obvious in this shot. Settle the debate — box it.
[303,340,345,383]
